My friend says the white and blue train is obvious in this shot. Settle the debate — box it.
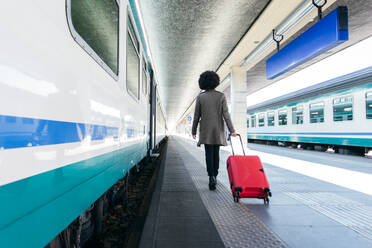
[0,0,166,247]
[247,67,372,155]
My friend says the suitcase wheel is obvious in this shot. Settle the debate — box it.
[264,187,272,197]
[234,191,240,203]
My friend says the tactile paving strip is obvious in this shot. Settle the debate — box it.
[171,138,286,248]
[287,192,372,241]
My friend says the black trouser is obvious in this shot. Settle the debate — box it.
[204,144,220,177]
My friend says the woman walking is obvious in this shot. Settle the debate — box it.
[192,71,237,190]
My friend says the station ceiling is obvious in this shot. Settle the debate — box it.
[138,0,270,126]
[138,0,372,128]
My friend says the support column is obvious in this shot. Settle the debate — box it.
[230,66,247,147]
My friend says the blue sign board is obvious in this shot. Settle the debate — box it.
[266,7,348,80]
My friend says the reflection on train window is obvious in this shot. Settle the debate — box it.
[310,102,324,123]
[278,109,287,126]
[366,92,372,119]
[128,17,139,52]
[258,114,265,127]
[333,96,353,121]
[70,0,119,75]
[267,112,275,126]
[292,106,303,124]
[251,115,256,128]
[127,20,140,100]
[127,128,134,138]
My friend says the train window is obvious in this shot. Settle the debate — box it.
[366,92,372,119]
[128,17,139,52]
[127,18,140,100]
[68,0,119,77]
[247,117,250,128]
[278,109,287,126]
[333,96,353,121]
[309,102,324,123]
[251,115,256,128]
[292,106,303,124]
[267,112,275,126]
[258,114,265,127]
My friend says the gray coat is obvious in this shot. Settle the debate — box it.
[192,90,235,146]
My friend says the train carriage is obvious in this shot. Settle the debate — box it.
[247,67,372,154]
[0,0,166,247]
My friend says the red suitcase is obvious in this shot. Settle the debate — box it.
[227,134,272,204]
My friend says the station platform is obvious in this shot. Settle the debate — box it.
[139,136,372,248]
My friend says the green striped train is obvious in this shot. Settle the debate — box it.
[247,67,372,155]
[0,1,166,247]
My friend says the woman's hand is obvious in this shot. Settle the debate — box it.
[230,132,238,137]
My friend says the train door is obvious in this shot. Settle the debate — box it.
[149,68,156,151]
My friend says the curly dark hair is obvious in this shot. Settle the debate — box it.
[198,71,220,90]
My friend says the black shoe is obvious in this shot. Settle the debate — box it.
[209,183,215,190]
[209,176,216,190]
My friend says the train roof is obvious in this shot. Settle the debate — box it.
[246,66,372,113]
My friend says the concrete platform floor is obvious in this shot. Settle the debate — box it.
[140,136,372,248]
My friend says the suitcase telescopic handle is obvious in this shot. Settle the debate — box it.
[228,133,245,156]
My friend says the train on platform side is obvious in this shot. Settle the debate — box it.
[247,67,372,155]
[0,1,167,247]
